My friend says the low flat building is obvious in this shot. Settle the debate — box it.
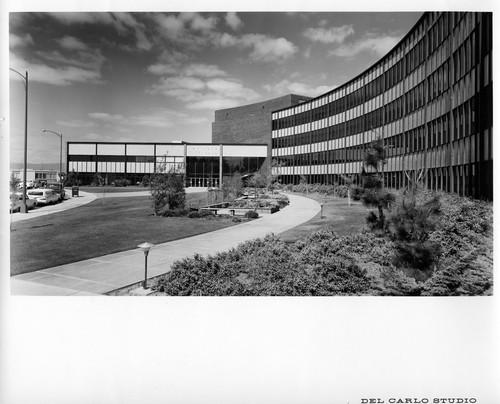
[66,141,267,187]
[10,168,59,184]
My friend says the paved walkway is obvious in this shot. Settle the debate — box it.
[10,191,320,296]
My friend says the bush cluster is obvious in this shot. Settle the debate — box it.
[227,193,289,211]
[160,209,190,217]
[187,210,216,219]
[152,229,414,296]
[113,178,132,187]
[281,182,363,199]
[244,210,259,219]
[421,192,493,295]
[151,191,492,297]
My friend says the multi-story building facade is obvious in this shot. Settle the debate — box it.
[271,12,492,200]
[212,94,311,173]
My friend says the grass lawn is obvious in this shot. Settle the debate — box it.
[10,193,237,276]
[278,192,369,243]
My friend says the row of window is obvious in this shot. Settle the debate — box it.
[272,13,489,132]
[277,160,489,200]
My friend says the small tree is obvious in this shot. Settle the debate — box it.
[150,165,186,216]
[222,172,243,201]
[10,173,21,191]
[269,159,285,193]
[248,171,267,197]
[360,136,395,231]
[91,173,105,186]
[65,169,81,186]
[388,184,442,275]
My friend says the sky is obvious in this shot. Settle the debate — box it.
[8,10,423,166]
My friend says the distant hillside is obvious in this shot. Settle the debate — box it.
[10,162,60,170]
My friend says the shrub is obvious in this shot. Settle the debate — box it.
[245,210,259,219]
[150,193,492,297]
[114,177,131,187]
[160,209,189,217]
[187,210,216,219]
[141,175,150,187]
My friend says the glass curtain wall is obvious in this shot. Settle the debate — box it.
[271,12,492,199]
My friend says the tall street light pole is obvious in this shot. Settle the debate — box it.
[42,129,63,183]
[9,68,28,213]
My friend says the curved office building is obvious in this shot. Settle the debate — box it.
[271,12,492,199]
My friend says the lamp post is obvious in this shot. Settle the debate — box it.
[42,129,63,183]
[9,68,28,213]
[137,242,155,289]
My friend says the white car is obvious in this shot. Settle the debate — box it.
[9,192,37,212]
[17,181,34,189]
[26,189,60,205]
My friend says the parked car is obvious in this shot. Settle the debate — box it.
[26,188,60,205]
[9,192,37,212]
[17,180,34,189]
[46,182,66,201]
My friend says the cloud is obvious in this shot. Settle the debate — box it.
[225,12,243,30]
[153,12,218,48]
[147,62,227,78]
[216,33,298,63]
[147,74,260,110]
[183,64,228,78]
[183,12,218,32]
[147,64,179,76]
[56,119,95,128]
[86,108,200,130]
[111,13,153,51]
[186,98,244,110]
[56,36,89,51]
[10,33,34,48]
[83,133,112,141]
[329,33,401,58]
[47,12,152,52]
[153,14,185,39]
[10,56,104,86]
[263,79,334,97]
[10,29,107,86]
[304,24,354,44]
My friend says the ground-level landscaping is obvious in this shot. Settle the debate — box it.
[151,190,493,296]
[10,193,241,276]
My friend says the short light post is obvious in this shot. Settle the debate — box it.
[42,130,63,183]
[138,242,155,289]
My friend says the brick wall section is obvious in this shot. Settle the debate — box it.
[212,94,310,173]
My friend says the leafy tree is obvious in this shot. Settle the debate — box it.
[10,173,21,191]
[222,172,243,201]
[269,159,285,193]
[91,173,104,186]
[248,171,268,197]
[149,164,186,215]
[65,169,81,186]
[360,136,395,231]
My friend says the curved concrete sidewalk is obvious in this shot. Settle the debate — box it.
[10,193,320,296]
